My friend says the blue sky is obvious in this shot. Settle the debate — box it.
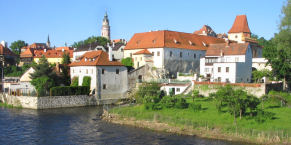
[0,0,286,47]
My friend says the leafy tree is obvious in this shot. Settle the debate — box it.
[61,52,71,86]
[71,77,79,86]
[30,55,58,95]
[252,69,271,83]
[10,40,27,55]
[72,36,110,48]
[136,82,161,103]
[82,76,91,87]
[121,57,134,67]
[264,0,291,90]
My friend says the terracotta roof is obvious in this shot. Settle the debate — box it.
[20,48,34,58]
[125,30,225,50]
[228,15,251,33]
[206,42,249,56]
[133,49,152,55]
[193,25,216,36]
[0,44,16,56]
[34,49,73,58]
[70,50,123,66]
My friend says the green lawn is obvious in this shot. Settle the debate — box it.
[110,97,291,142]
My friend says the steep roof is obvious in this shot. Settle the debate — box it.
[133,49,152,55]
[228,15,251,33]
[0,44,16,56]
[20,48,34,58]
[206,42,250,56]
[70,50,123,66]
[125,30,225,50]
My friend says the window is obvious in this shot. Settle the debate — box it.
[140,57,142,61]
[176,88,180,92]
[235,57,239,62]
[194,54,196,59]
[102,69,105,74]
[226,78,230,83]
[226,67,229,73]
[121,48,123,52]
[157,51,160,56]
[235,35,238,38]
[180,52,182,57]
[218,77,221,82]
[73,69,75,73]
[116,69,119,74]
[86,69,88,74]
[130,53,132,57]
[152,52,155,56]
[188,52,189,56]
[103,84,106,89]
[170,51,173,57]
[218,67,221,72]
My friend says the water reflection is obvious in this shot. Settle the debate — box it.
[0,107,247,145]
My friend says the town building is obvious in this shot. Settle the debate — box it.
[70,50,128,100]
[33,47,73,64]
[200,42,253,83]
[0,41,17,67]
[124,30,225,77]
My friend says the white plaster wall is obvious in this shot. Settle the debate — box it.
[228,33,245,43]
[252,58,272,71]
[161,85,188,95]
[70,66,97,90]
[112,46,124,60]
[213,63,237,83]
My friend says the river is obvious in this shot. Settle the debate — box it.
[0,106,248,145]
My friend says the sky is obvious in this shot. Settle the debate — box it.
[0,0,287,47]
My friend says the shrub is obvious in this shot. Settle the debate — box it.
[174,97,188,109]
[255,109,275,123]
[160,96,176,108]
[71,77,79,86]
[82,76,91,87]
[189,103,202,112]
[50,86,90,96]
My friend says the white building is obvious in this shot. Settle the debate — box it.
[70,50,128,100]
[124,30,225,77]
[200,42,253,83]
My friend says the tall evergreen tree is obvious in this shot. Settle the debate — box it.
[61,52,71,86]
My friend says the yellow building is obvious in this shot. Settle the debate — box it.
[33,47,73,64]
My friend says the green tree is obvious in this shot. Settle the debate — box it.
[30,55,58,95]
[121,57,134,67]
[82,76,91,87]
[10,40,27,55]
[264,0,291,90]
[252,69,271,83]
[72,36,110,48]
[61,52,71,86]
[71,77,79,86]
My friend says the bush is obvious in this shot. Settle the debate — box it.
[50,86,90,96]
[143,96,163,110]
[71,77,79,86]
[160,96,176,108]
[255,109,275,123]
[174,97,188,109]
[189,103,202,112]
[82,76,91,87]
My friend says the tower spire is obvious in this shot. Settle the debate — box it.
[47,34,51,48]
[101,10,110,40]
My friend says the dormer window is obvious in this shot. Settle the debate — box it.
[152,39,156,44]
[85,58,87,61]
[202,42,207,47]
[174,39,178,44]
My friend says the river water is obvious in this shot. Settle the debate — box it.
[0,106,248,145]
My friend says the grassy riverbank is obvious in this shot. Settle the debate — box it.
[108,97,291,144]
[0,102,22,108]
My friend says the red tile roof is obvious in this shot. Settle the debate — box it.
[206,42,249,56]
[133,49,153,55]
[228,15,251,33]
[124,30,225,50]
[55,47,73,51]
[20,48,34,58]
[70,50,124,66]
[0,44,16,56]
[34,49,73,58]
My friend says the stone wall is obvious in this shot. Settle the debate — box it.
[0,94,121,109]
[193,81,280,97]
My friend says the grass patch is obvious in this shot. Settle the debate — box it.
[110,97,291,143]
[0,102,22,109]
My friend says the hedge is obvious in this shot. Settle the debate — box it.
[50,86,90,96]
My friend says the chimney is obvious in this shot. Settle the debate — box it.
[108,45,113,61]
[225,38,230,47]
[62,48,64,52]
[220,49,224,56]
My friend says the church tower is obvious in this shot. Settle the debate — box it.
[228,15,251,43]
[101,12,110,40]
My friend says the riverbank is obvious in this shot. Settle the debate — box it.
[103,98,291,145]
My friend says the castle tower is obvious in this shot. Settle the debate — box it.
[101,12,110,40]
[47,35,51,48]
[228,15,251,43]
